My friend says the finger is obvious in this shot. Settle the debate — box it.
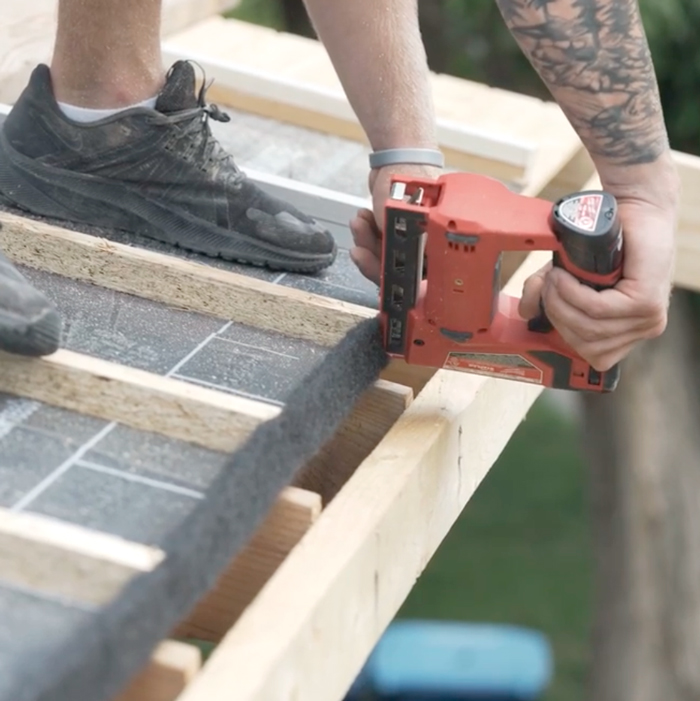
[566,329,645,372]
[350,214,382,257]
[548,267,640,320]
[349,246,381,285]
[543,283,652,344]
[518,265,550,319]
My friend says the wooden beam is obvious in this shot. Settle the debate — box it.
[0,508,164,607]
[583,151,700,293]
[0,348,278,454]
[174,251,550,701]
[113,641,202,701]
[0,209,373,348]
[174,486,321,643]
[161,18,537,184]
[0,0,242,104]
[670,150,700,293]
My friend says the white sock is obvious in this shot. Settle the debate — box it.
[57,95,158,123]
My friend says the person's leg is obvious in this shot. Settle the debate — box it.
[0,0,336,273]
[50,0,164,110]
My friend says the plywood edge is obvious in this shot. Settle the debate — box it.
[173,252,549,701]
[173,485,322,642]
[160,42,535,182]
[0,347,279,453]
[583,153,700,293]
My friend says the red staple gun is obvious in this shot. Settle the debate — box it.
[378,172,624,392]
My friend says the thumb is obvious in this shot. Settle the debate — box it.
[518,264,550,319]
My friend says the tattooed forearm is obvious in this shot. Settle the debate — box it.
[495,0,669,166]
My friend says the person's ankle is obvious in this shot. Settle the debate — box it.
[48,62,165,110]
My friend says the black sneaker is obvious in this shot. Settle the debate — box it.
[0,238,61,356]
[0,62,337,273]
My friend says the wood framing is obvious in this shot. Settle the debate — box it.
[6,15,700,701]
[161,43,534,184]
[0,344,411,510]
[0,509,202,701]
[0,209,371,347]
[673,150,700,292]
[157,16,596,197]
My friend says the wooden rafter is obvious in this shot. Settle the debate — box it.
[0,508,164,607]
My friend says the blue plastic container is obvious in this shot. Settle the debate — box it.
[345,620,553,701]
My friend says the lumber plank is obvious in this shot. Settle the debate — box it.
[0,348,278,453]
[161,17,536,183]
[175,251,550,701]
[0,343,411,507]
[174,486,321,643]
[674,150,700,292]
[113,641,202,701]
[0,0,241,104]
[582,152,700,293]
[0,209,373,348]
[0,508,164,607]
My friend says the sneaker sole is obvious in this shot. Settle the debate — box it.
[0,132,337,274]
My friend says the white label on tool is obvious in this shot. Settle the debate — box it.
[559,194,603,232]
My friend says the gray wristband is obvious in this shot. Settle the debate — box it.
[369,148,444,169]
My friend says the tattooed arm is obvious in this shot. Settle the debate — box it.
[496,0,680,370]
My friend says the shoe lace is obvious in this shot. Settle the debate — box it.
[155,62,246,184]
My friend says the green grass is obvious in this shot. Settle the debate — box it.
[397,396,592,701]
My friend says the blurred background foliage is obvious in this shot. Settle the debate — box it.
[223,2,699,699]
